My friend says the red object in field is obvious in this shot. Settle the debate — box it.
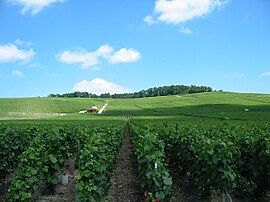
[144,191,149,197]
[144,190,149,201]
[153,199,160,202]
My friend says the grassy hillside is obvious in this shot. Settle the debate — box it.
[107,92,270,121]
[0,92,269,122]
[1,92,270,201]
[0,97,104,120]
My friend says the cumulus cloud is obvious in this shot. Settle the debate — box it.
[57,45,141,69]
[179,26,193,34]
[8,0,65,15]
[96,44,114,60]
[109,48,141,64]
[73,78,130,95]
[57,50,100,69]
[145,0,228,25]
[56,45,113,69]
[143,15,155,25]
[12,70,24,77]
[15,39,33,46]
[0,43,35,63]
[261,71,270,77]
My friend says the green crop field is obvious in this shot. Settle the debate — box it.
[107,92,270,121]
[0,92,270,201]
[0,97,105,120]
[1,92,269,122]
[2,1,270,201]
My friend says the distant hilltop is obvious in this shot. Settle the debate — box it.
[48,85,219,99]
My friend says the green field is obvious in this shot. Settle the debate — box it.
[1,92,270,122]
[1,92,270,201]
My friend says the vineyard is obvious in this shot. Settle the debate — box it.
[130,120,270,201]
[0,93,270,201]
[0,120,269,201]
[0,121,125,201]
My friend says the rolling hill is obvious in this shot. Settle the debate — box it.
[0,92,269,122]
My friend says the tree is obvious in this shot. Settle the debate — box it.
[48,84,214,99]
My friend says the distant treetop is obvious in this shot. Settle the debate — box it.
[48,85,213,99]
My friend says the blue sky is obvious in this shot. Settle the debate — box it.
[0,0,270,97]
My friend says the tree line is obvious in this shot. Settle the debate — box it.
[48,85,213,99]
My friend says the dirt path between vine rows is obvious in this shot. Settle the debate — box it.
[107,126,142,202]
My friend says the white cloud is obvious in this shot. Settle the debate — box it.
[56,44,113,69]
[179,26,193,34]
[145,0,228,25]
[73,78,130,95]
[57,45,141,68]
[8,0,65,15]
[143,15,155,25]
[15,39,33,46]
[57,50,99,69]
[110,48,141,64]
[222,72,244,78]
[0,43,35,63]
[96,44,114,59]
[12,70,24,77]
[261,71,270,77]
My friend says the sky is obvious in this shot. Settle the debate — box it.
[0,0,270,97]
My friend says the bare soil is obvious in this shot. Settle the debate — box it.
[106,128,142,202]
[0,173,15,201]
[34,160,77,202]
[170,168,270,202]
[170,170,210,202]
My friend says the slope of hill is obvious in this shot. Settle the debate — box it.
[0,92,269,122]
[107,92,270,121]
[0,98,104,120]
